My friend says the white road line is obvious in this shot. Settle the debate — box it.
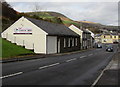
[39,63,60,69]
[48,63,60,67]
[80,56,86,58]
[66,58,77,62]
[91,70,104,87]
[39,65,49,69]
[0,72,23,79]
[88,54,93,56]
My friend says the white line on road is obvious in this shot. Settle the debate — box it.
[88,54,93,56]
[66,58,77,62]
[39,63,60,69]
[80,56,86,58]
[39,65,50,69]
[91,70,104,87]
[0,72,23,79]
[48,63,60,67]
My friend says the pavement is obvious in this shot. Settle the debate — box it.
[1,44,119,85]
[94,47,120,86]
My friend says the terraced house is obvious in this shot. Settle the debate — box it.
[69,24,91,50]
[1,16,80,54]
[94,33,120,44]
[101,33,119,43]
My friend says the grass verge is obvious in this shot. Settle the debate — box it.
[0,38,34,60]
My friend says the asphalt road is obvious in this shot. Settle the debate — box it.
[1,44,118,85]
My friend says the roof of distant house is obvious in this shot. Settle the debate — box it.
[111,33,118,35]
[95,34,102,37]
[69,24,90,34]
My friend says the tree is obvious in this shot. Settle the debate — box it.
[32,3,42,12]
[1,0,11,8]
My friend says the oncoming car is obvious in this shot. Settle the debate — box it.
[97,43,102,48]
[106,45,113,52]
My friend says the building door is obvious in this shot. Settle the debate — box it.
[57,38,60,53]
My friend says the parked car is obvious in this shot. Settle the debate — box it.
[97,43,102,48]
[113,41,118,44]
[106,45,113,52]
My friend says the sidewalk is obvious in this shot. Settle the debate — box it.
[95,50,119,86]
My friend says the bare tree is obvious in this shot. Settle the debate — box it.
[32,2,42,12]
[32,2,48,19]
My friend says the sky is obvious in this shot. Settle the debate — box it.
[5,0,119,26]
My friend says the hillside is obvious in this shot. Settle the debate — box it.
[1,1,119,34]
[25,11,104,33]
[0,1,20,31]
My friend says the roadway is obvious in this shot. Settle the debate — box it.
[1,44,118,85]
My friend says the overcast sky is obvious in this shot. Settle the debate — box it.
[6,0,119,26]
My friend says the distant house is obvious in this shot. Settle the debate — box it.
[1,16,80,54]
[101,33,119,43]
[95,33,119,44]
[69,24,91,49]
[101,33,113,43]
[86,29,95,47]
[118,33,120,43]
[94,34,102,43]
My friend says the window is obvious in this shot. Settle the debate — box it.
[104,36,105,38]
[63,38,66,47]
[104,40,106,42]
[85,34,87,38]
[68,38,70,47]
[110,36,112,38]
[75,38,78,46]
[72,38,74,46]
[114,36,116,38]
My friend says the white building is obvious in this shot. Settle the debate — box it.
[86,29,94,38]
[1,17,80,54]
[69,24,91,49]
[86,29,95,47]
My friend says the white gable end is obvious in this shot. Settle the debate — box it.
[1,16,48,54]
[69,24,83,36]
[2,17,48,36]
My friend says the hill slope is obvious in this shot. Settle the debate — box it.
[0,1,20,31]
[1,1,119,33]
[25,11,103,33]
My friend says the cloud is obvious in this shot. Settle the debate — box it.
[5,0,120,2]
[7,2,118,26]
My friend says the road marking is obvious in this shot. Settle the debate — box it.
[91,70,104,87]
[88,54,93,56]
[39,65,50,69]
[39,63,60,69]
[66,58,77,62]
[80,56,86,58]
[0,72,23,79]
[48,63,60,67]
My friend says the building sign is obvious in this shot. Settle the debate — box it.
[14,28,32,34]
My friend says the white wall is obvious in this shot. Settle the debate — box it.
[34,34,47,54]
[46,36,57,54]
[1,17,48,54]
[69,25,82,49]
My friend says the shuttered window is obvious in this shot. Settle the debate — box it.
[72,38,74,46]
[68,38,70,47]
[75,38,77,46]
[64,38,66,47]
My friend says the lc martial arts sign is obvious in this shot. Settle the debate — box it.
[14,28,32,34]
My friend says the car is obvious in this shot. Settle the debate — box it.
[106,45,113,52]
[113,41,118,44]
[97,43,102,48]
